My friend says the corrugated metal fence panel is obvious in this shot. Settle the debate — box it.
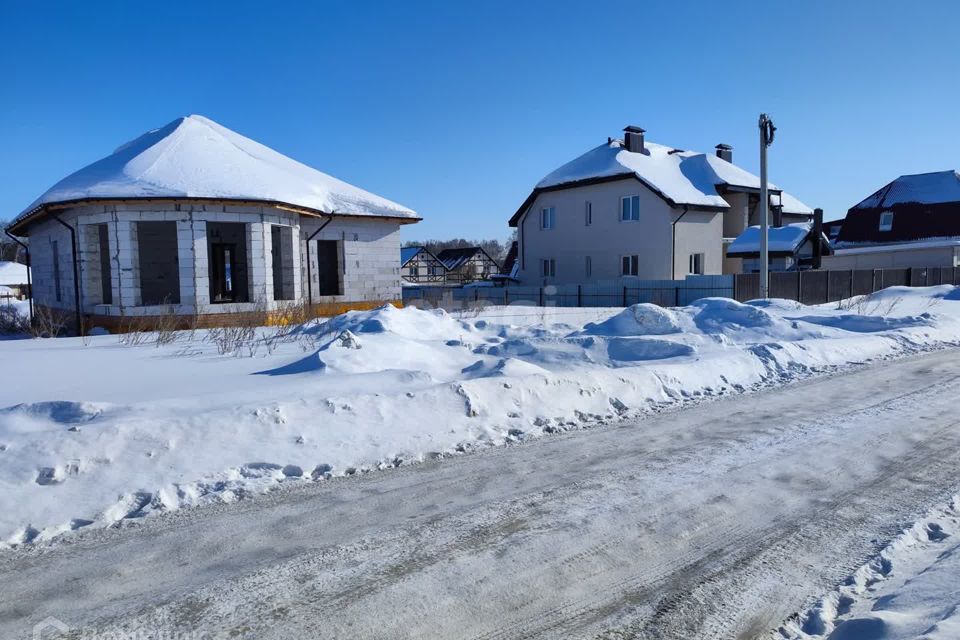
[769,272,800,300]
[734,273,761,302]
[827,270,852,302]
[800,270,829,305]
[851,270,875,296]
[882,268,910,287]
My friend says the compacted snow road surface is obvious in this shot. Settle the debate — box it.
[3,350,960,640]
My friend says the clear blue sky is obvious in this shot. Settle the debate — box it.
[2,0,958,240]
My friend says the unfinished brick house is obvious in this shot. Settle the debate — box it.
[5,115,420,332]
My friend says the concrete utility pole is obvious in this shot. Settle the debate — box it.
[758,113,776,298]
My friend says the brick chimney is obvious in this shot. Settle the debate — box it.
[715,143,733,163]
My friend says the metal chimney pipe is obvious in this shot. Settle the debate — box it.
[623,126,646,154]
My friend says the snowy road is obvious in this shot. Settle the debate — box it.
[3,350,960,640]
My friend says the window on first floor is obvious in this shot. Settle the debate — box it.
[271,225,295,301]
[206,222,246,304]
[689,252,705,275]
[541,258,556,278]
[879,210,894,232]
[621,254,639,276]
[621,195,640,221]
[541,207,556,229]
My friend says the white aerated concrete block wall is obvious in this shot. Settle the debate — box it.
[299,216,403,303]
[22,203,400,318]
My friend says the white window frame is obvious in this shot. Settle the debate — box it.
[688,252,705,275]
[585,201,593,226]
[540,207,556,230]
[585,255,592,277]
[541,258,556,278]
[621,254,639,277]
[620,195,640,222]
[879,210,894,232]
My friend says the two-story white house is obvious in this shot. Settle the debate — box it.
[508,126,812,285]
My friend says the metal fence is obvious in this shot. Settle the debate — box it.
[403,266,960,312]
[403,276,735,311]
[733,266,960,305]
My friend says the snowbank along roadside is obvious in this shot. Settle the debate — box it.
[777,493,960,640]
[1,286,959,547]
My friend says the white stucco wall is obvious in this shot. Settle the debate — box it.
[515,178,724,285]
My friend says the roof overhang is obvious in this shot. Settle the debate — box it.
[718,184,783,196]
[726,250,797,258]
[6,196,422,236]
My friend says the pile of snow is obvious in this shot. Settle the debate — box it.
[778,494,960,640]
[578,303,682,336]
[2,287,960,546]
[13,115,416,223]
[534,139,811,214]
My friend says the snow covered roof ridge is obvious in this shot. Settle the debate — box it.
[853,169,960,209]
[531,138,812,215]
[11,114,418,227]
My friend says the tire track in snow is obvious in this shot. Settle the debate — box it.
[4,350,960,639]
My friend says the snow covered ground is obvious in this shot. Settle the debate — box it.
[1,287,959,550]
[778,495,960,640]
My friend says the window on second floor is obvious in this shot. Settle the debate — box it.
[540,207,555,230]
[585,201,593,226]
[621,195,640,221]
[879,210,894,232]
[585,255,592,277]
[621,254,639,276]
[542,258,556,278]
[689,252,705,275]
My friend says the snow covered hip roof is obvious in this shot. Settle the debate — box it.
[510,134,812,226]
[7,115,419,234]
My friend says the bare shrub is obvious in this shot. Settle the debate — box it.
[271,301,309,330]
[117,313,152,346]
[205,302,267,356]
[836,292,903,316]
[31,306,69,338]
[153,304,182,347]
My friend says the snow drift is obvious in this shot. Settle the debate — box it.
[2,286,960,547]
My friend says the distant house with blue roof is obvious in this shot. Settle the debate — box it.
[400,246,446,284]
